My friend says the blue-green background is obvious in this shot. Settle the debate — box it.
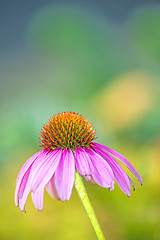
[0,1,160,239]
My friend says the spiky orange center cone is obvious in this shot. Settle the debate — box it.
[39,112,96,150]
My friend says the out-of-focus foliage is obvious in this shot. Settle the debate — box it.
[129,6,160,61]
[28,7,122,98]
[0,2,160,240]
[29,7,112,56]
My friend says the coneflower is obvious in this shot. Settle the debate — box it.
[15,112,142,240]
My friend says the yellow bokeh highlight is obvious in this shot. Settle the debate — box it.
[91,72,154,130]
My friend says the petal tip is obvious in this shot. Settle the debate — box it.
[127,192,131,197]
[20,209,26,213]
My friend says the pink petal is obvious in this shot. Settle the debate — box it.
[109,184,115,191]
[55,149,75,201]
[74,147,94,176]
[85,175,96,184]
[16,150,45,184]
[15,149,45,206]
[84,147,114,188]
[45,175,60,200]
[18,169,32,212]
[31,188,44,211]
[128,176,135,191]
[16,166,32,212]
[31,149,62,192]
[92,142,143,185]
[92,145,131,196]
[18,149,56,212]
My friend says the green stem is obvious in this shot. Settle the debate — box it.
[75,171,105,240]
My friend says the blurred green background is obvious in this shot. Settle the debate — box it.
[0,1,160,240]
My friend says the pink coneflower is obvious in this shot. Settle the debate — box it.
[15,112,142,212]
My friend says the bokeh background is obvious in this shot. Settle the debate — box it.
[0,0,160,239]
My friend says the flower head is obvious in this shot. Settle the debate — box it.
[15,112,142,212]
[39,112,96,150]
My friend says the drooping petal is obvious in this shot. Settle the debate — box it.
[18,167,33,212]
[15,166,32,211]
[74,147,94,176]
[92,145,131,196]
[16,150,46,184]
[15,149,45,206]
[128,176,135,191]
[84,147,114,188]
[31,188,44,211]
[18,149,56,212]
[45,175,60,200]
[109,184,114,191]
[31,149,62,192]
[55,149,75,201]
[92,142,143,185]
